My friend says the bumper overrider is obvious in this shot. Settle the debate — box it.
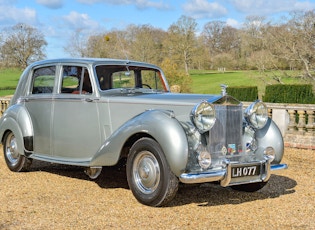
[179,155,288,186]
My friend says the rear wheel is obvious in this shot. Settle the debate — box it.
[126,137,178,207]
[231,182,268,192]
[3,131,32,172]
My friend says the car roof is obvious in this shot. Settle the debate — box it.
[29,58,160,69]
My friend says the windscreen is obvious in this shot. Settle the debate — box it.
[95,65,167,92]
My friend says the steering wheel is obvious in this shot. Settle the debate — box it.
[142,84,152,89]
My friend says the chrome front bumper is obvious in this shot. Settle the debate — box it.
[179,156,288,187]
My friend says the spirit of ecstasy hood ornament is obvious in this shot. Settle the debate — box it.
[220,84,228,96]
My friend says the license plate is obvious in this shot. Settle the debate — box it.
[232,165,260,178]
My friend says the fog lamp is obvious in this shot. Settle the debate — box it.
[264,146,275,162]
[197,150,211,169]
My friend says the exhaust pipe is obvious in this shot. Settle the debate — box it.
[84,167,102,179]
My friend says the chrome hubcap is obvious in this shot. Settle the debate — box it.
[133,151,160,194]
[5,133,20,166]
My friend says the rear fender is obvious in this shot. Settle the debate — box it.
[0,104,34,155]
[90,110,189,176]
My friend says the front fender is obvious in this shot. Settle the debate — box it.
[255,118,284,164]
[0,104,34,154]
[90,110,189,176]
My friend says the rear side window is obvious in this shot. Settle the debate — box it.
[31,66,56,94]
[61,66,92,94]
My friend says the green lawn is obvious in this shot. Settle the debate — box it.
[190,70,305,99]
[190,71,258,94]
[0,68,22,96]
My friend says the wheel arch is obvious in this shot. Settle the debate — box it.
[1,118,25,156]
[0,105,34,154]
[120,132,154,158]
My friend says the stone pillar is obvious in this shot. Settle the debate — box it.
[297,110,306,135]
[305,110,314,136]
[272,109,289,136]
[287,110,297,134]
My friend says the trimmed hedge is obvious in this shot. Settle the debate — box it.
[0,87,16,90]
[264,84,315,104]
[227,86,258,101]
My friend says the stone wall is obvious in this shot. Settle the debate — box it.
[244,102,315,150]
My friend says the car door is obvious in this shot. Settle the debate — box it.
[24,65,56,156]
[51,65,101,163]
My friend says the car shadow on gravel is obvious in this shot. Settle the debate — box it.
[29,159,129,189]
[28,160,296,207]
[168,174,297,207]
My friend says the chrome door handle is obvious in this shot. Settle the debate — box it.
[85,98,93,102]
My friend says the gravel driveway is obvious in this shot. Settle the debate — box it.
[0,146,314,229]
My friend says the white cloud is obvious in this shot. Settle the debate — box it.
[294,1,315,10]
[0,0,17,4]
[76,0,171,10]
[182,0,228,19]
[0,4,37,26]
[134,0,170,10]
[62,11,100,30]
[45,11,103,58]
[228,0,315,15]
[36,0,64,9]
[226,18,240,28]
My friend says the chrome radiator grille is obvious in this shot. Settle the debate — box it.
[208,104,243,158]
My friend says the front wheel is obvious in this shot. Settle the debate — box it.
[3,131,32,172]
[231,182,268,192]
[126,137,179,207]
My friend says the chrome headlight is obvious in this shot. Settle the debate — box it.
[244,100,268,129]
[191,101,216,133]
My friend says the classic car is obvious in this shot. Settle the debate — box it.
[0,58,288,206]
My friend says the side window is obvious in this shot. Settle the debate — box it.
[31,66,56,94]
[61,66,92,94]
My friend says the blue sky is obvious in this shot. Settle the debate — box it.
[1,0,315,59]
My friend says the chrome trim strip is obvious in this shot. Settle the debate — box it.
[179,170,226,184]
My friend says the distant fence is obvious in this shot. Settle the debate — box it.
[0,97,10,117]
[0,97,314,149]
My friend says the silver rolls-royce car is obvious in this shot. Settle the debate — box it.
[0,58,287,206]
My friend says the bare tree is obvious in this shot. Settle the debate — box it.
[127,24,166,65]
[202,21,239,54]
[0,23,47,68]
[202,20,240,69]
[287,11,315,80]
[85,30,130,59]
[266,10,315,81]
[239,16,269,69]
[165,15,197,75]
[64,29,88,57]
[64,9,315,77]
